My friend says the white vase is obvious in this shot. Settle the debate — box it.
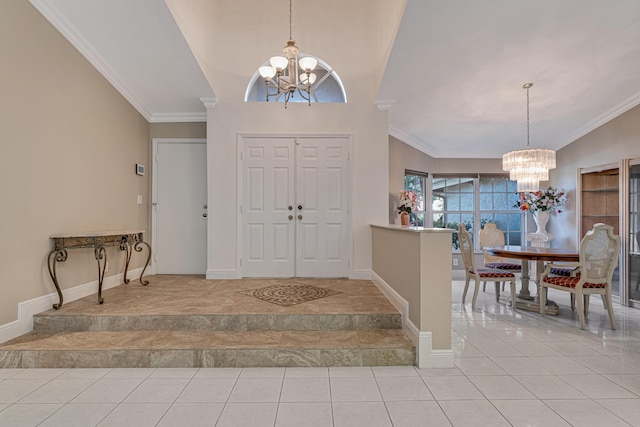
[533,210,550,235]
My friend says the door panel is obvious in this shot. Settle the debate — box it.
[296,137,350,277]
[243,138,295,277]
[155,141,207,274]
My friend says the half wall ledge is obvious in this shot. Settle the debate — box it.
[371,225,454,368]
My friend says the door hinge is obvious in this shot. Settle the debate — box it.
[240,151,243,160]
[239,258,243,266]
[240,205,243,214]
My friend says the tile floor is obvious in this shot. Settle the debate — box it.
[1,281,640,426]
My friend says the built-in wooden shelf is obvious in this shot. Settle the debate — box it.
[581,168,619,238]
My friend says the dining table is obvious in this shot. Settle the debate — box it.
[484,245,579,314]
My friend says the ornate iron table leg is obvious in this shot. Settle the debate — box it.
[121,236,134,284]
[135,241,152,286]
[47,248,67,309]
[95,243,107,304]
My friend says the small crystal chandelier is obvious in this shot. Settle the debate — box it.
[502,83,556,192]
[258,0,317,108]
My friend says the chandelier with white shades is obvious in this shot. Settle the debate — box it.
[258,0,317,108]
[502,83,556,192]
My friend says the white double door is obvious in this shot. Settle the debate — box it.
[242,136,350,278]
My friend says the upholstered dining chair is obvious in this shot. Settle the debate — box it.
[458,225,517,310]
[539,223,620,330]
[479,223,521,292]
[634,231,640,292]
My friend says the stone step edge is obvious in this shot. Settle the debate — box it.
[2,330,414,350]
[33,313,402,332]
[0,330,416,368]
[0,347,416,368]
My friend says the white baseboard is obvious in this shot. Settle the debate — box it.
[405,321,454,368]
[204,269,370,280]
[206,269,240,279]
[0,267,146,344]
[371,270,454,369]
[349,269,371,280]
[370,271,409,321]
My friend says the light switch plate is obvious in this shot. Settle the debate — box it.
[137,195,143,205]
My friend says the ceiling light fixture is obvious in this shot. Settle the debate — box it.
[502,83,556,192]
[258,0,317,108]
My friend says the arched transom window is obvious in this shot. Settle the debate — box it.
[245,55,347,105]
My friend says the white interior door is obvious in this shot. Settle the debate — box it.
[154,140,207,274]
[243,137,296,277]
[241,136,350,278]
[296,137,350,277]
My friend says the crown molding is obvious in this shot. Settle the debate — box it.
[149,112,207,123]
[375,99,395,111]
[200,97,218,109]
[553,90,640,150]
[388,125,441,157]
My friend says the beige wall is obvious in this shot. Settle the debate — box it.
[550,104,640,250]
[150,122,206,140]
[372,227,453,353]
[0,1,150,325]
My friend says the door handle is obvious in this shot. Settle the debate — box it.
[288,215,293,220]
[288,205,293,211]
[298,205,303,210]
[202,213,208,218]
[298,214,303,220]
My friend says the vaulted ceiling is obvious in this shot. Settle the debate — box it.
[30,0,640,158]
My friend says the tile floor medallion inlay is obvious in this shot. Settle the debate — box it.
[238,283,343,307]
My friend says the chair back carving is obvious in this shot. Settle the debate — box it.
[458,225,476,272]
[580,223,621,285]
[480,223,505,263]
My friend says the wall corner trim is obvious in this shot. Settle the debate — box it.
[205,269,240,279]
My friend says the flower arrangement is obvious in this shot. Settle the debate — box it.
[514,186,567,215]
[397,190,418,214]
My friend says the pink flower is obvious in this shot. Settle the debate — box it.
[513,186,567,215]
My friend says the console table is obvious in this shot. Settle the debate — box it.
[47,230,151,309]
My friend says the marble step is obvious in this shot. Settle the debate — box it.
[0,329,415,368]
[33,312,402,332]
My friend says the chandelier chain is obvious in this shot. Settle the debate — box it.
[258,0,317,107]
[526,84,530,149]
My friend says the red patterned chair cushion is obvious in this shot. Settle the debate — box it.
[471,268,515,278]
[543,276,606,289]
[485,262,521,271]
[550,267,581,277]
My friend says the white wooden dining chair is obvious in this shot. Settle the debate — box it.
[479,223,521,292]
[458,225,517,310]
[539,223,620,330]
